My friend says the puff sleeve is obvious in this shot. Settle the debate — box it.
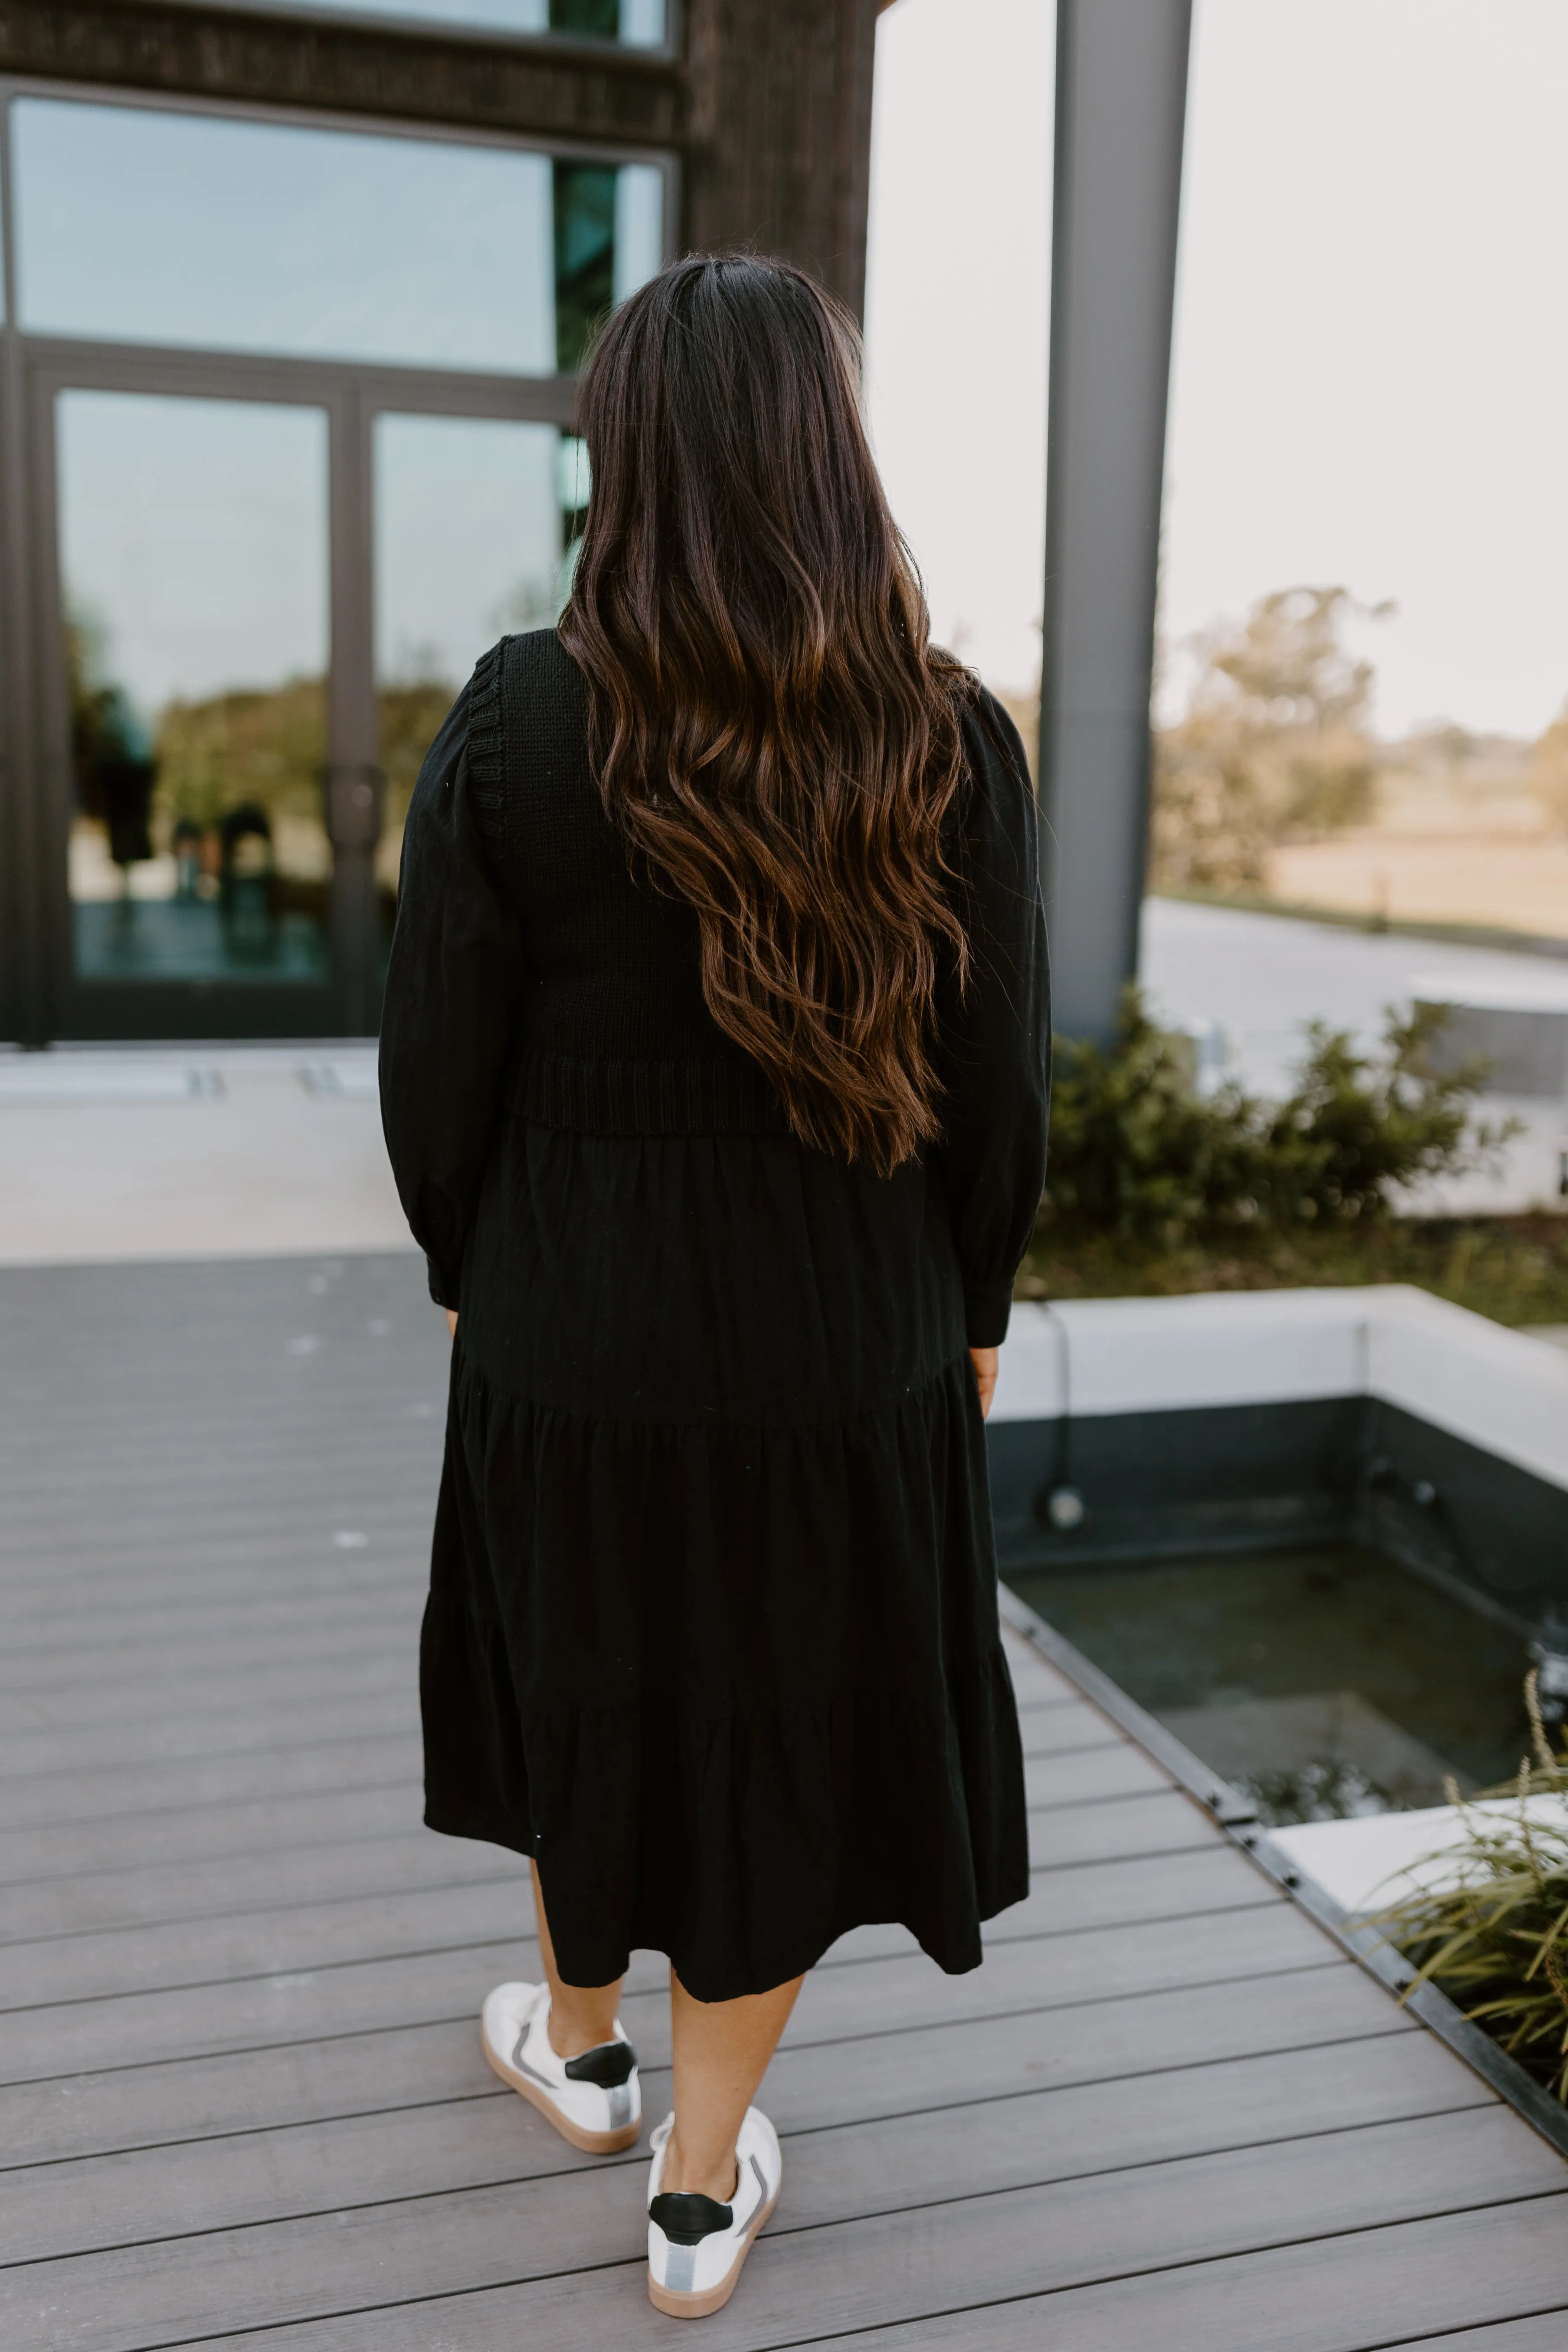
[378,677,527,1310]
[931,691,1052,1347]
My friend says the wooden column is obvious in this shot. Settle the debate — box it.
[681,0,881,316]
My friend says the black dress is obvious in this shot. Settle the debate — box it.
[380,630,1050,2002]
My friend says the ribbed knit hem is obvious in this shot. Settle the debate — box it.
[517,1046,790,1137]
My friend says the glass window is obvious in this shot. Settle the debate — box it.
[1153,2,1568,948]
[550,0,665,38]
[233,0,666,41]
[373,413,576,917]
[15,102,665,372]
[60,391,333,987]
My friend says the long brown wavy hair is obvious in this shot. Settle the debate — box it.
[558,252,973,1175]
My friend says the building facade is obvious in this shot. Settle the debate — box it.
[0,0,879,1042]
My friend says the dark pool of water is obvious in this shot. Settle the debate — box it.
[1007,1540,1536,1826]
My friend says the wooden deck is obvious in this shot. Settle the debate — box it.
[3,1251,1568,2351]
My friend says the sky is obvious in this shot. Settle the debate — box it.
[864,0,1051,699]
[864,0,1568,743]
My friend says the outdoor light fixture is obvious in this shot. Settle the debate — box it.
[1529,1604,1568,1724]
[1044,1485,1087,1531]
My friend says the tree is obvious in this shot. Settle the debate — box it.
[1530,703,1568,832]
[1150,585,1389,894]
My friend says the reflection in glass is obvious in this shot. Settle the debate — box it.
[17,105,662,372]
[551,0,664,36]
[373,416,575,928]
[216,0,665,39]
[60,392,332,986]
[555,160,666,370]
[555,163,618,374]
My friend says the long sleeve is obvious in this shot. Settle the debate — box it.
[931,690,1052,1348]
[378,678,527,1310]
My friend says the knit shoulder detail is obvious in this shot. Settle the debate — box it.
[467,637,509,855]
[500,626,593,780]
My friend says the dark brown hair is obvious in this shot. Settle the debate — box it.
[558,252,972,1174]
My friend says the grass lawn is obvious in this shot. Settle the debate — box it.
[1015,1211,1568,1330]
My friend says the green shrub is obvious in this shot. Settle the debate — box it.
[1042,989,1512,1247]
[1375,1674,1568,2101]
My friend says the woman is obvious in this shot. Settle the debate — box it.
[380,251,1049,2321]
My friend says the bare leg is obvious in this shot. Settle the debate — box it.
[661,1969,805,2201]
[530,1859,624,2060]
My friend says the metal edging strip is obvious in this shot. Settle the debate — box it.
[997,1580,1568,2165]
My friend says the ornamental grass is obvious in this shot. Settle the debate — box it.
[1375,1671,1568,2100]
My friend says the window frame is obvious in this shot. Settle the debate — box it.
[0,76,678,1040]
[155,0,681,65]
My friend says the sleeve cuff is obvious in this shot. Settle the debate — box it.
[964,1282,1015,1348]
[426,1258,459,1312]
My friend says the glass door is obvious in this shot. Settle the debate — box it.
[370,409,588,958]
[32,364,373,1037]
[59,388,334,993]
[29,365,599,1036]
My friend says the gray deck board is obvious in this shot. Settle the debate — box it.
[9,2105,1553,2352]
[4,2034,1493,2269]
[0,1827,511,1946]
[0,1762,419,1876]
[0,1687,423,1783]
[4,1850,1282,2005]
[0,1729,419,1837]
[0,1897,1336,2083]
[0,1622,421,1703]
[2,1253,1562,2350]
[1,1957,1418,2174]
[763,2201,1568,2352]
[1021,1784,1219,1864]
[2,1688,1142,1792]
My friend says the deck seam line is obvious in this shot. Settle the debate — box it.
[0,1808,446,1889]
[0,2019,1423,2177]
[92,2184,1568,2352]
[709,2187,1568,2352]
[0,1848,1269,1952]
[0,1957,1355,2091]
[0,1766,421,1828]
[0,1726,433,1793]
[0,2092,1502,2273]
[1356,2300,1568,2351]
[749,2275,1568,2352]
[0,1860,1281,1959]
[0,1940,1344,2033]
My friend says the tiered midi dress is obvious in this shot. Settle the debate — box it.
[379,629,1050,2001]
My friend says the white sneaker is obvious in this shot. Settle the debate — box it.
[480,1981,641,2154]
[646,2106,782,2319]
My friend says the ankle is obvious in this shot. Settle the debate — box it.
[546,2001,616,2062]
[662,2129,739,2204]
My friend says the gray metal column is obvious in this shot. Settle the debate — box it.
[1039,0,1192,1042]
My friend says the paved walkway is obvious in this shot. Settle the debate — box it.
[3,1254,1567,2349]
[0,1045,405,1268]
[1143,897,1568,1214]
[0,902,1561,1271]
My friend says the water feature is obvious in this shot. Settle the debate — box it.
[1006,1540,1535,1826]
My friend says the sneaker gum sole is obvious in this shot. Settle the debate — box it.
[480,2021,642,2155]
[646,2182,781,2320]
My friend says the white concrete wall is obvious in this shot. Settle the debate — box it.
[993,1287,1568,1495]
